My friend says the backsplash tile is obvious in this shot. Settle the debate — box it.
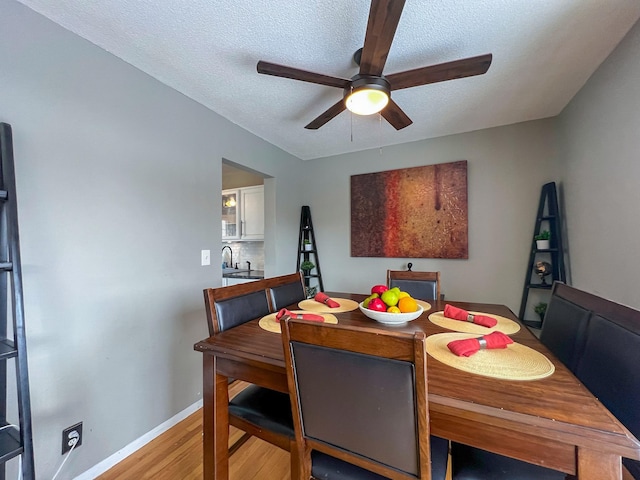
[221,241,264,270]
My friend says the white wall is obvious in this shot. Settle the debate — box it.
[557,18,640,309]
[303,119,560,313]
[0,1,303,477]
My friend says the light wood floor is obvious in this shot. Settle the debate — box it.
[97,382,291,480]
[98,381,452,479]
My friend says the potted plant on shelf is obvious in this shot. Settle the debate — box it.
[300,260,315,276]
[304,239,313,251]
[535,230,551,250]
[534,302,548,322]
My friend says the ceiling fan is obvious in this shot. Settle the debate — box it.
[257,0,492,131]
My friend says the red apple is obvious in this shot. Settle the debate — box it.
[362,293,379,308]
[367,298,387,312]
[371,285,389,296]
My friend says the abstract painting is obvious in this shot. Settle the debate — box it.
[351,160,468,258]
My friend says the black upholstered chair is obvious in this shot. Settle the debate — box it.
[574,311,640,478]
[538,282,592,373]
[450,282,583,479]
[452,283,640,479]
[281,319,449,480]
[450,444,566,480]
[268,271,307,310]
[203,282,295,458]
[387,269,441,301]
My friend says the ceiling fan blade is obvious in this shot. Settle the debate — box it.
[381,99,412,130]
[359,0,406,76]
[257,61,350,89]
[305,99,347,130]
[386,54,493,91]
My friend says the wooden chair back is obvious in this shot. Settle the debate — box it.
[387,270,441,301]
[266,272,306,311]
[203,272,308,336]
[202,277,297,465]
[203,279,271,336]
[281,320,435,480]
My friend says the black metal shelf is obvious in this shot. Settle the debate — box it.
[518,182,567,328]
[0,424,22,464]
[0,339,17,360]
[533,248,558,253]
[297,206,324,293]
[0,122,34,478]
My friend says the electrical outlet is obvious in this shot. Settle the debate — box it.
[62,422,83,454]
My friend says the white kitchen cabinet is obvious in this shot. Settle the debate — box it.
[221,189,240,240]
[222,185,264,241]
[240,186,264,240]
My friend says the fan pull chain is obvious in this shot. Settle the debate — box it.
[379,112,383,155]
[350,86,354,142]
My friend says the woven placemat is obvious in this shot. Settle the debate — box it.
[428,310,521,335]
[298,298,359,313]
[415,300,432,311]
[259,311,338,333]
[425,333,554,381]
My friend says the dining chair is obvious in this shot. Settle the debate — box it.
[281,318,449,480]
[573,308,640,478]
[203,282,295,458]
[267,271,307,310]
[538,282,591,373]
[450,282,576,479]
[387,269,441,301]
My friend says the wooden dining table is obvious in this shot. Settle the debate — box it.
[194,293,640,480]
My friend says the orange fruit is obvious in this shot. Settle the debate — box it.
[398,297,418,313]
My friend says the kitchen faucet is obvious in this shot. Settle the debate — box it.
[221,246,233,269]
[246,261,251,272]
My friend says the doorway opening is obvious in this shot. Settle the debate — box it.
[221,159,270,285]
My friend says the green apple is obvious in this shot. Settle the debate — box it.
[363,293,379,308]
[381,289,399,307]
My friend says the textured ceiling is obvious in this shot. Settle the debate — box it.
[16,0,640,160]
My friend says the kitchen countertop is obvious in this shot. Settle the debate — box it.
[222,269,264,280]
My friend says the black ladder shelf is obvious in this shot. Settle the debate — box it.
[296,206,324,295]
[519,181,567,329]
[0,123,34,479]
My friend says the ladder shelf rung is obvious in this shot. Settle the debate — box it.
[0,339,17,360]
[0,424,22,464]
[0,191,7,201]
[0,262,13,272]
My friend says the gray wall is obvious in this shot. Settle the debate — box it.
[1,0,638,477]
[0,1,303,477]
[557,18,640,309]
[303,120,560,313]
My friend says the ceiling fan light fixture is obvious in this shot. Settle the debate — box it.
[345,76,390,116]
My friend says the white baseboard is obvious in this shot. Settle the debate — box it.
[74,399,203,480]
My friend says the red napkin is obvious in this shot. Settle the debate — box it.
[447,331,514,357]
[444,304,498,328]
[314,292,340,308]
[275,308,325,323]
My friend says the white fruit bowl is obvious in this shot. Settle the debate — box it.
[358,302,424,325]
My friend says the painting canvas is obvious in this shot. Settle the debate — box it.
[351,160,468,258]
